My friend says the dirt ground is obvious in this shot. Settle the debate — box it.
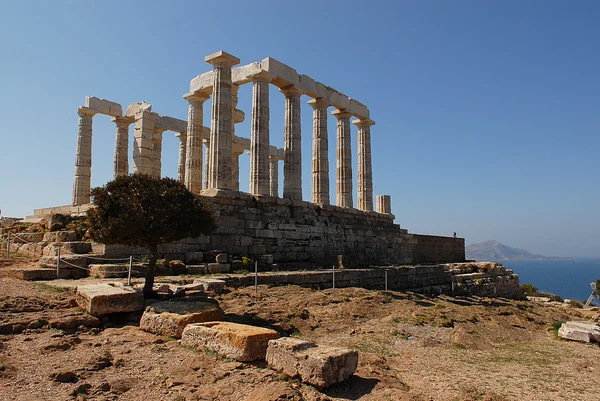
[1,257,600,401]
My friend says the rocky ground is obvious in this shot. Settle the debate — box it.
[1,257,600,401]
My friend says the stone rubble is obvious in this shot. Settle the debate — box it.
[140,300,224,338]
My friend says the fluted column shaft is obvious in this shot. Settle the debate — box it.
[281,86,302,200]
[184,95,208,194]
[232,149,244,191]
[308,98,330,205]
[333,110,353,208]
[270,156,279,197]
[132,110,158,175]
[250,74,271,195]
[112,117,131,178]
[176,132,187,183]
[72,106,96,206]
[376,195,391,214]
[354,119,375,211]
[151,129,164,178]
[203,139,210,190]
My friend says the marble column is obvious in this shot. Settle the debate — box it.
[376,195,391,214]
[232,144,245,191]
[112,116,131,178]
[250,73,271,195]
[308,98,330,205]
[151,128,165,178]
[332,109,353,208]
[270,156,279,197]
[72,106,96,206]
[175,132,187,183]
[184,94,209,194]
[132,110,159,175]
[206,51,240,190]
[353,118,375,211]
[281,85,303,200]
[203,138,210,190]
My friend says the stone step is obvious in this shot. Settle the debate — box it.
[0,267,86,280]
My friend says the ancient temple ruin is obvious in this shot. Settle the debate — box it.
[63,50,464,266]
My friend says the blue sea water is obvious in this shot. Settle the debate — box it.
[501,259,600,302]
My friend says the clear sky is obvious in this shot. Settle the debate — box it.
[0,1,598,258]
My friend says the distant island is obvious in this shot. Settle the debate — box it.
[466,240,570,261]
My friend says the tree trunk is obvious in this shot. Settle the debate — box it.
[143,243,159,298]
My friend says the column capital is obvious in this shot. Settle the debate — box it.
[249,71,273,83]
[331,109,353,120]
[183,92,211,103]
[352,118,376,128]
[77,106,97,118]
[307,98,329,110]
[280,85,302,97]
[233,109,245,124]
[175,132,187,140]
[205,50,240,68]
[111,116,134,126]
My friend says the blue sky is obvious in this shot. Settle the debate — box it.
[0,1,598,257]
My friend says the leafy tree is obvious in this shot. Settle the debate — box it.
[87,174,216,297]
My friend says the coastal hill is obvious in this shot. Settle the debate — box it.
[466,240,568,261]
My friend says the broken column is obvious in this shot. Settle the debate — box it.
[281,85,303,200]
[112,116,132,178]
[72,107,96,206]
[332,109,353,208]
[175,132,187,183]
[184,93,209,194]
[308,98,330,205]
[206,51,240,190]
[354,118,375,211]
[376,195,391,214]
[250,72,272,195]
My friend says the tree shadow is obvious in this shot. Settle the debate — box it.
[322,375,379,400]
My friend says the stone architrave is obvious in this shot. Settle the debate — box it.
[206,51,240,190]
[308,98,330,205]
[281,85,303,200]
[132,110,159,175]
[353,118,375,211]
[112,116,132,178]
[269,155,279,197]
[376,194,391,214]
[184,93,209,194]
[72,106,97,206]
[332,110,353,208]
[151,128,165,178]
[249,72,272,195]
[175,132,187,183]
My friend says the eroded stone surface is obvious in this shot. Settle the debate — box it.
[75,284,143,316]
[181,321,279,361]
[266,337,358,388]
[558,321,600,343]
[140,300,223,338]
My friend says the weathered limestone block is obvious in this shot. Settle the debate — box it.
[185,251,204,263]
[43,241,92,256]
[39,255,88,268]
[193,278,226,293]
[13,232,44,243]
[187,265,208,275]
[208,263,230,274]
[261,57,300,87]
[140,300,224,338]
[75,284,144,316]
[125,101,152,117]
[558,321,600,343]
[266,337,358,388]
[89,263,145,279]
[86,96,122,117]
[181,322,280,361]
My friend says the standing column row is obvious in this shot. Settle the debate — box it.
[332,110,353,208]
[184,94,208,194]
[72,107,97,206]
[309,98,330,205]
[281,86,303,200]
[250,73,271,195]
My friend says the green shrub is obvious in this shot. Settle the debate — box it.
[521,283,538,296]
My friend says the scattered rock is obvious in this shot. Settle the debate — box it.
[48,314,101,330]
[193,278,226,293]
[140,300,224,338]
[558,321,600,343]
[75,283,144,316]
[85,351,113,371]
[50,370,78,383]
[181,321,280,362]
[70,383,92,397]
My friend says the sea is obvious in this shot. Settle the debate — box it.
[501,259,600,302]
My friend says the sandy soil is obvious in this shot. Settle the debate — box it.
[1,257,599,401]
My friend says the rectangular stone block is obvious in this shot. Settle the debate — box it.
[193,278,226,293]
[298,74,327,99]
[140,300,223,338]
[189,71,214,93]
[156,115,187,133]
[232,62,263,85]
[75,283,144,316]
[349,98,370,119]
[261,57,300,87]
[181,322,280,361]
[86,96,122,117]
[266,337,358,388]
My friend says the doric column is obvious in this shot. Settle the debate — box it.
[206,51,240,190]
[132,110,159,175]
[232,143,245,191]
[270,155,280,197]
[308,98,330,205]
[72,106,96,206]
[184,93,209,194]
[332,109,353,208]
[175,132,187,183]
[353,118,375,211]
[112,116,132,178]
[281,85,303,200]
[250,72,271,195]
[151,128,165,178]
[376,195,391,214]
[203,138,210,190]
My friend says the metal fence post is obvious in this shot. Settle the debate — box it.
[385,270,388,291]
[254,261,258,293]
[56,246,61,279]
[332,265,335,290]
[127,255,133,286]
[6,231,10,259]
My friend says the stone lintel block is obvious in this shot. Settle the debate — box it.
[125,101,152,117]
[349,98,370,119]
[85,96,123,117]
[261,57,300,88]
[181,321,280,362]
[156,116,187,133]
[298,74,328,99]
[266,337,358,388]
[75,283,143,316]
[140,300,224,338]
[325,87,351,111]
[189,71,215,93]
[232,62,263,85]
[205,50,240,67]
